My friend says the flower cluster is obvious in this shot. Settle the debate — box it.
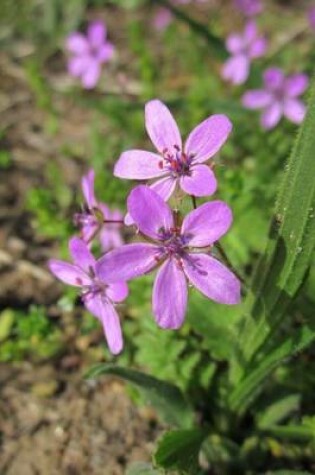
[49,99,241,354]
[222,2,309,130]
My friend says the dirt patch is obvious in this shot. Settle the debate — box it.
[0,363,161,475]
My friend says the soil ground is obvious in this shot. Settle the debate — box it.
[0,47,162,475]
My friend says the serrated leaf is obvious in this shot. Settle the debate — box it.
[154,428,209,474]
[85,365,193,427]
[229,325,315,414]
[239,77,315,363]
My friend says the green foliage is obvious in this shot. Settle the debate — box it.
[0,306,62,362]
[85,364,194,427]
[154,428,209,474]
[239,80,315,365]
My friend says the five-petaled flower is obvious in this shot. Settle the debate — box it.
[49,237,128,354]
[74,169,123,251]
[97,186,241,330]
[222,21,267,85]
[242,67,309,129]
[114,100,232,203]
[66,20,114,89]
[233,0,262,17]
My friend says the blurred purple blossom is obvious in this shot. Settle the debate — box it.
[49,237,128,354]
[97,186,241,330]
[308,7,315,31]
[222,21,267,85]
[74,169,123,251]
[234,0,263,17]
[242,67,309,129]
[114,99,232,204]
[65,20,114,89]
[153,7,173,31]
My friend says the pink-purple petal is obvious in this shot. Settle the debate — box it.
[96,243,159,283]
[114,150,166,179]
[249,37,267,58]
[284,74,309,97]
[106,282,129,303]
[261,102,282,129]
[82,169,97,209]
[222,55,250,85]
[244,20,257,42]
[97,43,115,62]
[87,21,106,47]
[49,259,91,287]
[152,258,187,329]
[150,176,177,201]
[242,90,272,109]
[66,32,89,54]
[283,99,306,124]
[69,237,96,271]
[180,165,217,197]
[185,114,232,163]
[100,300,123,355]
[263,67,284,90]
[145,99,182,154]
[81,59,101,89]
[127,185,174,239]
[226,34,244,54]
[67,56,90,77]
[183,253,241,304]
[181,201,233,247]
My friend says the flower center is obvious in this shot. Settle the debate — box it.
[159,145,194,177]
[158,227,190,265]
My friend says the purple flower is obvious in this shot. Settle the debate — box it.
[153,8,174,31]
[97,186,241,330]
[66,20,114,89]
[308,7,315,31]
[114,99,232,203]
[242,67,309,129]
[74,169,123,251]
[49,237,128,354]
[234,0,263,17]
[222,21,267,85]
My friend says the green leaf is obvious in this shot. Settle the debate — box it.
[262,423,315,443]
[240,76,315,363]
[85,364,193,428]
[257,394,301,429]
[229,325,315,414]
[187,293,242,360]
[154,428,209,474]
[0,309,15,342]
